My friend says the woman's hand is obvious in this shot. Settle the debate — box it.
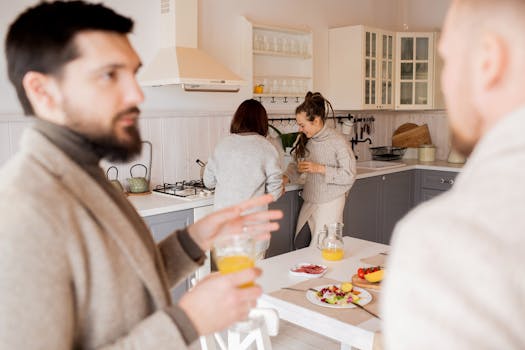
[297,161,325,174]
[187,194,283,251]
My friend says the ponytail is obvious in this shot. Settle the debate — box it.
[291,91,335,161]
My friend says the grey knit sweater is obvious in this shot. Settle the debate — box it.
[204,133,283,210]
[285,124,356,204]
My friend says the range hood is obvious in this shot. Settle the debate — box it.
[138,0,244,91]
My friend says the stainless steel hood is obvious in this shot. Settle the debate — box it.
[138,0,244,91]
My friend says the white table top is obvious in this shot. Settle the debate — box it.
[256,236,389,350]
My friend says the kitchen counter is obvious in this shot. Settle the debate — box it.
[356,159,463,179]
[129,185,302,217]
[129,160,464,217]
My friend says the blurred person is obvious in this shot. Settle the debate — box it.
[283,91,356,247]
[204,99,283,259]
[0,2,282,349]
[383,1,525,349]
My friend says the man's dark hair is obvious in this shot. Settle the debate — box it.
[5,1,134,115]
[230,99,269,137]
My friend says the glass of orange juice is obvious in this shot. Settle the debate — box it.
[212,233,260,331]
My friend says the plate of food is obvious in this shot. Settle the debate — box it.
[306,283,372,309]
[289,263,327,278]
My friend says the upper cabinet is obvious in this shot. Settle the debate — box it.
[329,26,394,110]
[395,32,443,110]
[241,17,313,101]
[329,26,444,111]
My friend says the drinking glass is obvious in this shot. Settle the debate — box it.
[213,233,260,331]
[298,157,307,183]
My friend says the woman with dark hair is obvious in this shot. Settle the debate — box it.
[204,99,283,258]
[283,92,356,247]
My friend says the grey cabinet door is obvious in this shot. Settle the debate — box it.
[343,176,381,243]
[267,190,300,257]
[380,171,414,244]
[143,209,193,302]
[415,169,458,205]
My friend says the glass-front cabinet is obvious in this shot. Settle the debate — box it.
[395,33,435,109]
[329,25,394,110]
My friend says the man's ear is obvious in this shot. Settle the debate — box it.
[22,71,63,122]
[476,33,507,90]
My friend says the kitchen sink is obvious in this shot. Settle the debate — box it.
[356,160,407,171]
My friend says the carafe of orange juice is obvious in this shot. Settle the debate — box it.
[317,223,345,261]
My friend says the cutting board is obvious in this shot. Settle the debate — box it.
[351,274,381,290]
[392,124,432,148]
[393,123,418,136]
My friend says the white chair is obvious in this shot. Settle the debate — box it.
[199,308,279,350]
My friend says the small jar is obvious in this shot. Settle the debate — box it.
[418,144,436,162]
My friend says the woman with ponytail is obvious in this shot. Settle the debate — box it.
[283,92,356,247]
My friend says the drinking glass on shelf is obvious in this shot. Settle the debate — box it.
[253,33,263,51]
[213,233,259,331]
[262,35,270,51]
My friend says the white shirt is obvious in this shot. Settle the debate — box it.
[382,106,525,349]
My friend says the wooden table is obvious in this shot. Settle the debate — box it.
[256,237,388,350]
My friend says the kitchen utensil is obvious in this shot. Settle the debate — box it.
[282,287,321,293]
[369,146,407,161]
[195,159,206,180]
[351,274,382,291]
[106,166,124,192]
[127,164,149,193]
[126,140,152,193]
[393,123,418,136]
[392,124,432,148]
[316,223,345,261]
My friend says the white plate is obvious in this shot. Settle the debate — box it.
[306,284,372,309]
[289,263,327,278]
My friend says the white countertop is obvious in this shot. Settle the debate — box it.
[129,159,464,217]
[355,159,464,179]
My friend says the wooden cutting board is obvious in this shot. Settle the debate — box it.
[392,124,432,148]
[351,274,381,290]
[393,123,418,136]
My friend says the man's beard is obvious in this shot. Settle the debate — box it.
[88,107,143,162]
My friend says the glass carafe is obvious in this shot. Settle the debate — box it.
[317,223,345,261]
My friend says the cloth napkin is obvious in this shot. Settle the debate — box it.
[269,277,381,325]
[360,253,387,267]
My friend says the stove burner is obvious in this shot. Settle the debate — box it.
[153,180,213,199]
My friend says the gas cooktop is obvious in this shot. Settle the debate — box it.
[153,180,214,201]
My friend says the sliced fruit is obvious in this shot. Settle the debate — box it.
[341,282,353,292]
[364,269,384,283]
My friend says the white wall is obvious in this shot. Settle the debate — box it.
[0,0,452,183]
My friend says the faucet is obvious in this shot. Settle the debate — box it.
[350,137,372,151]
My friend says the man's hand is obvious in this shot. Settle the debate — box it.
[187,194,283,251]
[178,268,262,335]
[297,161,325,174]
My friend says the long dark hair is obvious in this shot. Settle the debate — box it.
[292,91,335,160]
[5,1,134,116]
[230,99,268,136]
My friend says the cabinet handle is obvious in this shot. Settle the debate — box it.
[382,176,386,181]
[440,178,455,185]
[298,190,303,198]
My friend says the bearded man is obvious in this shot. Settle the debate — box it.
[0,1,281,349]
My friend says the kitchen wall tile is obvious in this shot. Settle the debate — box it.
[0,110,451,186]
